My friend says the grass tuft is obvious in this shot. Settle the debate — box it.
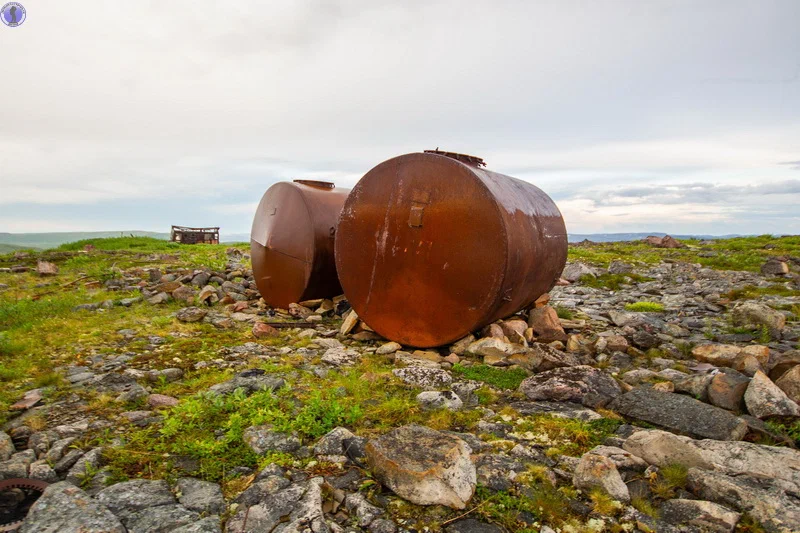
[625,301,665,313]
[451,364,528,390]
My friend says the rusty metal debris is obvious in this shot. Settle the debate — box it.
[0,478,49,532]
[250,180,350,308]
[170,226,220,245]
[335,150,567,348]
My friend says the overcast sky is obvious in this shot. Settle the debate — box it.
[1,0,799,237]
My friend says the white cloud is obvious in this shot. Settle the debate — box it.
[0,1,798,234]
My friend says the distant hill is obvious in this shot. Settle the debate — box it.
[0,230,745,250]
[0,243,41,254]
[0,230,252,250]
[0,231,170,250]
[567,232,742,243]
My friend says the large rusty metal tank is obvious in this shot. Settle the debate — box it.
[335,150,568,348]
[251,180,350,308]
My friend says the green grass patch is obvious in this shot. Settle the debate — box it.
[580,273,653,290]
[625,301,665,312]
[554,306,574,320]
[472,485,573,531]
[514,415,622,457]
[451,364,528,390]
[727,284,800,300]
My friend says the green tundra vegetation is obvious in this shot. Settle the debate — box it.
[1,234,798,530]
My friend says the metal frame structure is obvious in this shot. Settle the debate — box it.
[170,225,220,245]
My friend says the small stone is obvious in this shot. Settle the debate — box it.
[148,292,171,304]
[176,306,208,323]
[416,390,463,410]
[313,427,356,456]
[252,322,280,338]
[243,425,301,454]
[377,342,402,356]
[172,285,196,303]
[392,366,452,390]
[708,369,750,412]
[288,302,313,318]
[776,364,800,404]
[465,337,525,358]
[450,335,476,355]
[744,370,800,419]
[36,260,59,276]
[321,347,361,366]
[148,394,180,409]
[366,425,475,509]
[341,310,359,334]
[528,306,567,342]
[573,452,630,502]
[0,431,14,461]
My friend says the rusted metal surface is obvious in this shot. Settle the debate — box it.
[251,180,350,308]
[0,478,49,532]
[171,225,220,244]
[335,151,568,348]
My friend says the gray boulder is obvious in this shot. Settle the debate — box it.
[562,262,596,282]
[731,302,785,338]
[173,517,223,533]
[207,369,285,396]
[365,425,475,509]
[19,481,125,533]
[660,499,740,533]
[94,479,176,523]
[687,468,800,533]
[392,367,453,390]
[176,477,226,515]
[176,306,208,323]
[416,390,463,410]
[125,504,200,533]
[0,431,14,461]
[226,478,330,533]
[744,370,800,418]
[609,388,748,440]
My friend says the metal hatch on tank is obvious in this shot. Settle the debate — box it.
[250,179,350,309]
[334,150,568,348]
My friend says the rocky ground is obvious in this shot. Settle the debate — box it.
[1,235,799,533]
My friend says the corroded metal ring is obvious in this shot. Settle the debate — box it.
[0,478,50,532]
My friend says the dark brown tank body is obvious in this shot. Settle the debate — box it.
[335,151,568,348]
[251,180,350,308]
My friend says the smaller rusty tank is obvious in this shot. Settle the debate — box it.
[335,150,568,348]
[251,180,350,308]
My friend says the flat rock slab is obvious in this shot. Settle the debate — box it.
[509,401,603,421]
[519,365,621,408]
[94,479,176,523]
[609,388,748,441]
[688,468,800,533]
[366,425,475,509]
[20,481,125,533]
